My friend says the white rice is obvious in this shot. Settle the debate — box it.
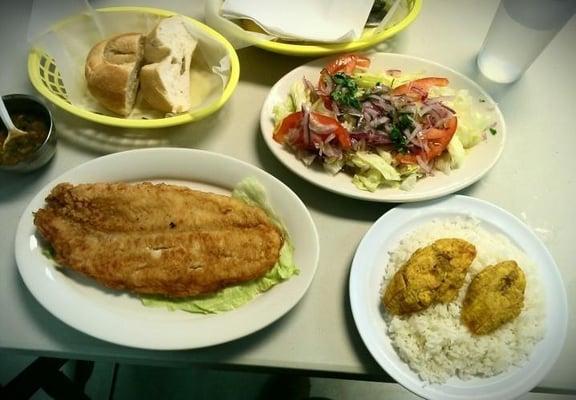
[381,216,546,383]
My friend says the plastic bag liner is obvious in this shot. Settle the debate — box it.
[28,0,231,120]
[204,0,408,50]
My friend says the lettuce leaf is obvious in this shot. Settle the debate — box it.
[429,87,493,149]
[354,71,425,90]
[272,80,310,126]
[349,151,402,192]
[447,134,466,168]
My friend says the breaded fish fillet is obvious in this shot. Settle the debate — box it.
[383,238,477,315]
[461,260,526,335]
[33,182,283,297]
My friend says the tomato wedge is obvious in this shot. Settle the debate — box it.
[273,111,351,150]
[310,113,352,150]
[396,116,458,164]
[318,54,370,94]
[273,111,303,144]
[324,54,371,75]
[317,55,371,110]
[392,77,449,101]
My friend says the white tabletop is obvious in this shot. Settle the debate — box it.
[0,0,574,394]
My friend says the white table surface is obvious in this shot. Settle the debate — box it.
[0,0,574,394]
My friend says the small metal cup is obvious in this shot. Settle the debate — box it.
[0,94,56,172]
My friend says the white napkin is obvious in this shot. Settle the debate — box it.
[220,0,375,43]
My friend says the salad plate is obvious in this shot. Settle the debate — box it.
[349,195,567,400]
[15,148,319,350]
[260,53,506,202]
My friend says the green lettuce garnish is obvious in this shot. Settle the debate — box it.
[272,80,309,126]
[348,150,402,192]
[429,87,494,149]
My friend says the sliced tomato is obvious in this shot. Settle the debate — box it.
[311,113,352,150]
[396,116,458,164]
[273,111,303,144]
[324,54,371,75]
[392,77,449,101]
[317,55,370,110]
[273,111,351,150]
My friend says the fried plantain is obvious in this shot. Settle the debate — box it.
[461,260,526,335]
[383,238,477,315]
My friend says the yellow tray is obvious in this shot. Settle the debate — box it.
[28,7,240,129]
[236,0,421,56]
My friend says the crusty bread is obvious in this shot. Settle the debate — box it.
[85,33,145,116]
[140,17,198,113]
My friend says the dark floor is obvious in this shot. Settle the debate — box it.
[1,354,574,400]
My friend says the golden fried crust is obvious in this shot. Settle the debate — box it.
[461,260,526,335]
[383,238,477,315]
[33,182,283,297]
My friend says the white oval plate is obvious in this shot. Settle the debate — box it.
[15,148,320,350]
[260,53,506,202]
[349,195,567,400]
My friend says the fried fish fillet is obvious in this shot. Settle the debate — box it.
[33,182,283,297]
[383,238,477,315]
[461,260,526,335]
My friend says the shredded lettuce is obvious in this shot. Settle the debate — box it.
[399,173,418,191]
[290,80,310,110]
[354,71,425,90]
[323,157,345,175]
[348,150,402,192]
[272,96,294,126]
[348,150,424,192]
[434,136,467,175]
[354,73,394,89]
[141,178,298,314]
[429,87,493,149]
[434,152,452,175]
[447,135,466,168]
[272,80,310,126]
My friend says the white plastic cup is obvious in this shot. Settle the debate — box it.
[477,0,576,83]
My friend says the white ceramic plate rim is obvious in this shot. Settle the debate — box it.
[260,53,506,202]
[349,195,567,400]
[15,148,320,350]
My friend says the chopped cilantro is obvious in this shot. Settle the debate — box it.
[331,73,361,109]
[390,127,409,152]
[398,114,414,131]
[489,127,497,135]
[388,114,414,153]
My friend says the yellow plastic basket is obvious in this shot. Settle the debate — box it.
[231,0,422,57]
[28,7,240,129]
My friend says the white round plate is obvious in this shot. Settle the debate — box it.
[349,195,567,400]
[260,53,506,202]
[15,148,320,350]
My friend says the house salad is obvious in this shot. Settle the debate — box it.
[272,55,497,191]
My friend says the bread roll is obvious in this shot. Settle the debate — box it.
[140,17,198,113]
[85,33,145,116]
